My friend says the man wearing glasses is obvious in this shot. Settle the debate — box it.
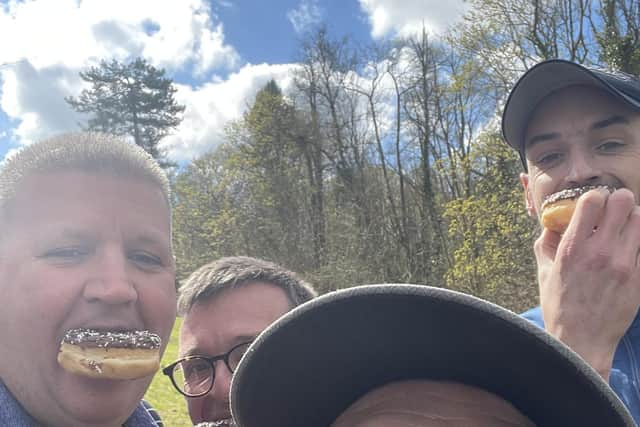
[163,256,317,426]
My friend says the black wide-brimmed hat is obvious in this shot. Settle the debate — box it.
[231,284,634,427]
[502,59,640,165]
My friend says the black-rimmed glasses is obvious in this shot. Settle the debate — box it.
[163,340,253,397]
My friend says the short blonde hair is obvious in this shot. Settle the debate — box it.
[0,132,171,223]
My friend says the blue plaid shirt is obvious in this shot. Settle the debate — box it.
[523,307,640,425]
[0,380,161,426]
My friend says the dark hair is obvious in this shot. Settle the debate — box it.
[177,256,317,315]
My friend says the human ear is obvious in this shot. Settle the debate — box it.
[520,173,537,217]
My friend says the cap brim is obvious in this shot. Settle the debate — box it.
[231,284,633,427]
[502,59,640,159]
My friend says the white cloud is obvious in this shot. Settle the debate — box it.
[0,62,85,144]
[287,0,323,35]
[0,0,238,72]
[161,62,300,163]
[1,59,298,165]
[0,0,241,159]
[358,0,468,38]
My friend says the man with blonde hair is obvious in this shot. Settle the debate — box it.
[0,132,176,427]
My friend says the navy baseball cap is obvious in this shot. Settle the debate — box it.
[502,59,640,166]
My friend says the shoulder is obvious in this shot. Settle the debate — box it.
[140,400,164,427]
[520,306,544,328]
[0,381,40,426]
[124,400,164,427]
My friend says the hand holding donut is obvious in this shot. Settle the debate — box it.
[535,187,640,380]
[541,185,613,233]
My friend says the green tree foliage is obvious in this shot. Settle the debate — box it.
[594,0,640,74]
[172,145,238,279]
[227,81,313,268]
[444,133,538,312]
[66,57,185,167]
[172,1,640,311]
[173,81,315,281]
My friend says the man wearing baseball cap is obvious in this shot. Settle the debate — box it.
[502,59,640,422]
[230,284,634,426]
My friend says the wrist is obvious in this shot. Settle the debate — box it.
[548,328,615,381]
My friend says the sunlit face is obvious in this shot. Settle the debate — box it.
[330,380,536,427]
[179,282,291,425]
[0,172,176,427]
[521,85,640,219]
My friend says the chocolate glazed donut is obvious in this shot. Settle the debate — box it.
[57,328,161,380]
[541,185,614,233]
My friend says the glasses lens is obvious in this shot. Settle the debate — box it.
[228,342,252,372]
[173,358,213,396]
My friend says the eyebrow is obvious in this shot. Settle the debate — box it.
[182,336,256,357]
[46,228,95,242]
[526,132,560,149]
[525,115,630,151]
[128,231,171,249]
[591,115,629,130]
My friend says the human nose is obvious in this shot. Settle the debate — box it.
[565,148,601,187]
[82,247,137,304]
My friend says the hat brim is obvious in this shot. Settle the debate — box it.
[231,284,633,427]
[502,59,640,162]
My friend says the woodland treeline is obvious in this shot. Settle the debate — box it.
[171,0,640,312]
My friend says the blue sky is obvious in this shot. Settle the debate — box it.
[214,0,371,66]
[0,0,467,163]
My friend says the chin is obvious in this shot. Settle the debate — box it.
[63,401,134,426]
[60,375,147,420]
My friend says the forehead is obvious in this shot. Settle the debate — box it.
[14,169,164,202]
[180,283,291,347]
[331,380,534,427]
[185,282,290,323]
[3,171,170,234]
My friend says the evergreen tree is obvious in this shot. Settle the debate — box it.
[66,57,185,167]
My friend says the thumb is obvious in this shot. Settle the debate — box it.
[534,227,561,262]
[534,227,561,284]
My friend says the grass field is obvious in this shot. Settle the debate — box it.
[144,317,193,426]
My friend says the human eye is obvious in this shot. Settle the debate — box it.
[128,250,164,269]
[595,139,626,153]
[182,360,209,378]
[37,246,91,264]
[229,342,252,368]
[532,150,563,168]
[178,358,213,393]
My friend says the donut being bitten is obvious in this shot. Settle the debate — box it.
[540,185,613,233]
[194,422,236,427]
[57,328,161,380]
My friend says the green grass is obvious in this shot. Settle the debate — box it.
[144,317,193,426]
